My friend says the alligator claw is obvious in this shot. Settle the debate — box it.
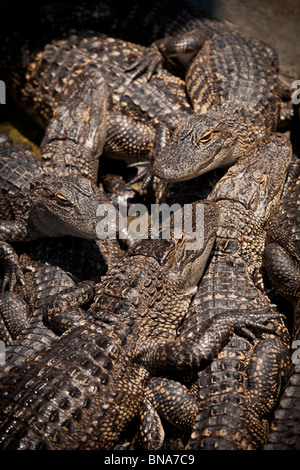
[126,45,164,81]
[128,160,156,190]
[43,280,96,333]
[1,246,26,292]
[2,265,25,292]
[234,306,285,340]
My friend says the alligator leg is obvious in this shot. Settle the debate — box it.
[134,396,166,450]
[128,123,170,191]
[0,276,95,345]
[263,243,300,303]
[135,377,198,450]
[105,112,169,193]
[264,333,300,450]
[186,334,290,450]
[135,308,287,449]
[105,111,155,163]
[127,28,208,81]
[0,292,31,344]
[43,280,95,333]
[40,68,107,183]
[0,236,26,292]
[142,307,284,374]
[263,243,300,449]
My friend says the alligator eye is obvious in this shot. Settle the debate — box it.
[198,129,213,144]
[55,193,72,206]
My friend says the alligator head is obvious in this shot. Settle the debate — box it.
[209,133,292,219]
[29,175,112,240]
[153,106,255,182]
[125,199,219,301]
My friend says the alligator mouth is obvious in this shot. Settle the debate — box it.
[155,145,222,182]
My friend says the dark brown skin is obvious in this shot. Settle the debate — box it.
[263,158,300,450]
[0,64,109,292]
[0,201,219,449]
[134,133,293,450]
[0,1,296,452]
[4,31,191,168]
[1,2,286,190]
[0,144,113,292]
[40,68,107,183]
[0,236,107,348]
[128,15,286,184]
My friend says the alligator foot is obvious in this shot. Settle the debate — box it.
[128,123,170,195]
[145,306,285,374]
[135,376,198,450]
[43,280,95,333]
[128,159,155,189]
[0,292,31,345]
[126,43,164,81]
[0,241,26,292]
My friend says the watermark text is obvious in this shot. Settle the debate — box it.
[292,80,300,105]
[0,80,5,104]
[96,200,205,250]
[0,340,5,365]
[292,340,300,364]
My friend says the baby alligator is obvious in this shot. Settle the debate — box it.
[136,133,292,450]
[0,201,219,449]
[263,157,300,450]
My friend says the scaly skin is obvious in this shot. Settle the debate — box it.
[183,135,292,450]
[1,1,291,184]
[129,14,286,183]
[0,58,119,350]
[263,158,300,450]
[0,68,119,347]
[2,2,288,190]
[0,201,219,450]
[135,133,293,450]
[2,28,191,174]
[40,68,107,183]
[0,236,107,350]
[0,60,109,291]
[1,3,109,184]
[0,141,113,292]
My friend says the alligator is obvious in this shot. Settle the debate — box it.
[0,139,115,292]
[39,67,107,183]
[0,55,111,292]
[2,1,291,189]
[0,235,108,350]
[0,200,219,450]
[263,158,300,450]
[131,133,293,450]
[4,30,191,152]
[126,9,289,183]
[1,18,192,188]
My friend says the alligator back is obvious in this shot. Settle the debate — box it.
[0,237,106,369]
[186,25,282,134]
[180,207,290,450]
[9,33,191,131]
[174,137,292,449]
[187,332,289,450]
[0,321,148,450]
[0,144,43,219]
[263,159,300,450]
